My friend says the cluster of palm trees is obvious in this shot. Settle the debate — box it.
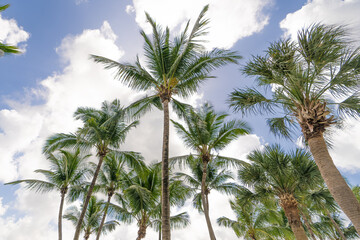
[4,4,360,240]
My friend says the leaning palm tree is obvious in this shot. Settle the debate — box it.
[238,145,323,240]
[64,196,119,240]
[228,24,360,232]
[43,99,143,240]
[92,151,144,240]
[5,149,90,240]
[175,159,239,240]
[0,4,21,56]
[171,103,250,239]
[91,6,241,239]
[217,200,294,240]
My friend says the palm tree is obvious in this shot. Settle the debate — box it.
[0,4,21,56]
[217,200,294,240]
[91,6,241,239]
[5,149,90,240]
[109,163,191,240]
[238,145,323,240]
[64,196,119,240]
[175,159,239,240]
[171,103,250,239]
[228,24,360,232]
[92,151,144,240]
[43,99,143,240]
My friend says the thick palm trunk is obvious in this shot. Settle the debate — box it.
[326,209,347,240]
[201,160,216,240]
[308,135,360,234]
[95,194,112,240]
[58,191,66,240]
[73,154,106,240]
[280,193,308,240]
[161,99,171,240]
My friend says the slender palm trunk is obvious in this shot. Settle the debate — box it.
[95,193,112,240]
[279,193,308,240]
[300,211,316,240]
[308,135,360,234]
[201,160,216,240]
[58,190,66,240]
[73,154,106,240]
[326,209,347,240]
[161,99,171,240]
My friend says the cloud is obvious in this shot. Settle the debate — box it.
[280,0,360,41]
[128,0,273,49]
[0,10,29,51]
[75,0,88,5]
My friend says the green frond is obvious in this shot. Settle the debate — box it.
[229,88,277,115]
[126,95,162,119]
[336,93,360,119]
[266,116,297,139]
[5,179,56,193]
[43,133,78,153]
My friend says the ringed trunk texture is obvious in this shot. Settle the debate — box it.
[95,194,112,240]
[161,99,171,240]
[201,160,216,240]
[73,154,106,240]
[308,135,360,234]
[137,214,148,240]
[279,193,308,240]
[58,191,66,240]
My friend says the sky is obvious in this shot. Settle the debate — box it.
[1,0,360,239]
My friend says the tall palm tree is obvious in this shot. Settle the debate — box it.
[91,6,241,239]
[228,24,360,231]
[5,149,90,240]
[43,99,143,240]
[238,145,323,240]
[217,200,293,240]
[171,103,250,239]
[92,151,144,240]
[175,159,239,240]
[0,4,21,56]
[64,196,119,240]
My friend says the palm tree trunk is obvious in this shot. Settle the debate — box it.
[73,154,106,240]
[161,99,171,240]
[326,209,347,240]
[279,193,308,240]
[58,191,66,240]
[137,213,148,240]
[308,135,360,234]
[95,194,112,240]
[201,160,216,240]
[300,211,316,240]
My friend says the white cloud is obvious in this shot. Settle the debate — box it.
[75,0,88,5]
[0,11,29,52]
[128,0,273,49]
[280,0,360,41]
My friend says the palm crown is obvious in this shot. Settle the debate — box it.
[229,24,360,140]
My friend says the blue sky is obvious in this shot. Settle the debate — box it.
[1,0,360,239]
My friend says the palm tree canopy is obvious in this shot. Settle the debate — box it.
[64,196,119,236]
[43,99,139,156]
[5,148,91,194]
[238,145,322,198]
[229,24,360,140]
[171,103,251,155]
[92,5,241,117]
